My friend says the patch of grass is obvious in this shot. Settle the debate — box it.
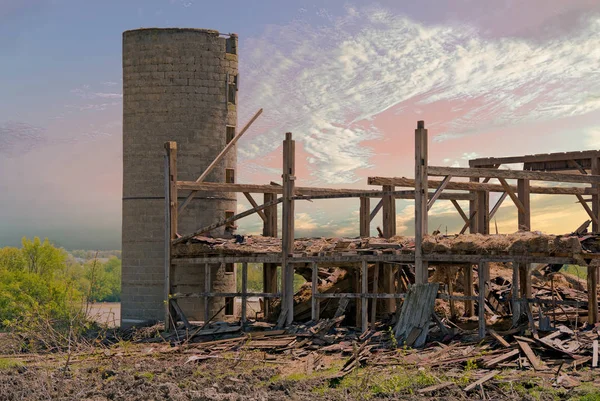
[571,383,600,401]
[0,357,24,370]
[137,372,155,381]
[563,265,587,279]
[337,366,437,398]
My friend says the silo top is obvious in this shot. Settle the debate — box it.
[123,27,229,37]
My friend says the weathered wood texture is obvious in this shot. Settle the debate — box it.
[428,166,600,184]
[382,185,396,238]
[414,121,428,284]
[263,192,278,319]
[164,141,177,330]
[394,283,439,348]
[470,150,600,167]
[282,132,296,325]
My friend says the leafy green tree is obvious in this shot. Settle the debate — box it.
[20,237,67,276]
[0,247,26,271]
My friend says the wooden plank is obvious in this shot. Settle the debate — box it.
[483,349,519,368]
[243,192,267,222]
[517,179,531,231]
[489,192,508,220]
[178,108,263,213]
[371,262,379,328]
[463,370,499,392]
[587,264,598,325]
[382,185,396,238]
[517,340,544,370]
[263,193,278,319]
[241,262,248,325]
[451,200,469,223]
[469,150,600,166]
[170,299,191,330]
[488,329,510,348]
[464,264,474,317]
[427,175,453,211]
[394,283,439,348]
[369,199,383,222]
[478,262,487,339]
[368,176,597,196]
[592,157,599,232]
[359,197,370,237]
[173,197,283,244]
[499,178,526,214]
[164,141,177,330]
[593,340,598,368]
[311,262,319,321]
[568,159,588,175]
[282,132,295,326]
[178,181,473,200]
[414,121,428,284]
[428,166,600,184]
[476,190,490,235]
[361,260,368,333]
[204,263,210,323]
[576,194,599,226]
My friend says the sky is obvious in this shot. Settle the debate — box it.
[1,0,600,250]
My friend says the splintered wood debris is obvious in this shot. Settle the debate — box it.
[172,232,595,257]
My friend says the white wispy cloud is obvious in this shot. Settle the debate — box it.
[0,121,46,156]
[240,7,600,184]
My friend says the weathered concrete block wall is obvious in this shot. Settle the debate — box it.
[122,28,238,326]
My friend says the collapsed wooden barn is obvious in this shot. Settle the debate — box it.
[162,118,600,343]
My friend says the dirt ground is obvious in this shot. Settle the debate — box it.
[1,337,599,401]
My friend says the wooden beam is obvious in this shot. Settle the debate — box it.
[204,263,210,323]
[361,260,368,333]
[368,176,596,196]
[241,262,248,325]
[592,157,600,232]
[469,150,600,166]
[464,264,474,317]
[369,199,383,222]
[359,197,370,237]
[499,178,526,214]
[568,159,588,175]
[263,192,278,319]
[428,166,600,184]
[476,190,490,235]
[382,185,396,238]
[576,194,599,226]
[282,132,295,326]
[311,262,319,321]
[588,264,598,325]
[164,141,177,330]
[173,197,283,245]
[451,200,469,223]
[371,262,379,328]
[178,108,263,213]
[489,192,508,220]
[415,121,428,284]
[427,175,453,211]
[517,179,531,231]
[478,261,487,339]
[178,181,473,200]
[243,192,267,222]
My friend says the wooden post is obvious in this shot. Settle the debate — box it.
[382,185,396,238]
[512,262,521,326]
[311,262,320,321]
[204,263,210,323]
[263,192,278,319]
[359,197,370,237]
[476,190,489,234]
[464,264,474,317]
[382,262,395,314]
[592,157,599,233]
[241,262,248,325]
[447,274,456,319]
[517,179,532,302]
[361,260,368,333]
[588,263,598,324]
[164,142,177,330]
[478,261,487,339]
[371,262,379,328]
[415,121,429,284]
[281,132,296,326]
[468,178,479,234]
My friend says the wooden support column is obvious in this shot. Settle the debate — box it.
[478,261,488,339]
[512,262,521,326]
[241,262,248,325]
[382,262,395,314]
[476,190,490,235]
[263,192,278,319]
[311,262,320,321]
[464,264,474,317]
[588,263,598,325]
[414,121,429,284]
[361,260,368,333]
[517,179,532,301]
[281,132,296,326]
[468,178,479,234]
[359,197,370,237]
[204,263,210,323]
[164,142,177,330]
[382,185,396,238]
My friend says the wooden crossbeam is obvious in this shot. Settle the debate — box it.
[370,199,384,222]
[173,197,283,245]
[489,192,508,219]
[427,175,452,211]
[368,176,596,195]
[177,181,474,200]
[459,210,477,235]
[469,150,600,167]
[451,200,469,223]
[428,166,600,184]
[243,192,267,222]
[576,194,599,226]
[178,108,263,213]
[568,159,588,175]
[498,178,526,214]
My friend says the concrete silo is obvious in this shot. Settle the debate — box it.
[121,28,238,326]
